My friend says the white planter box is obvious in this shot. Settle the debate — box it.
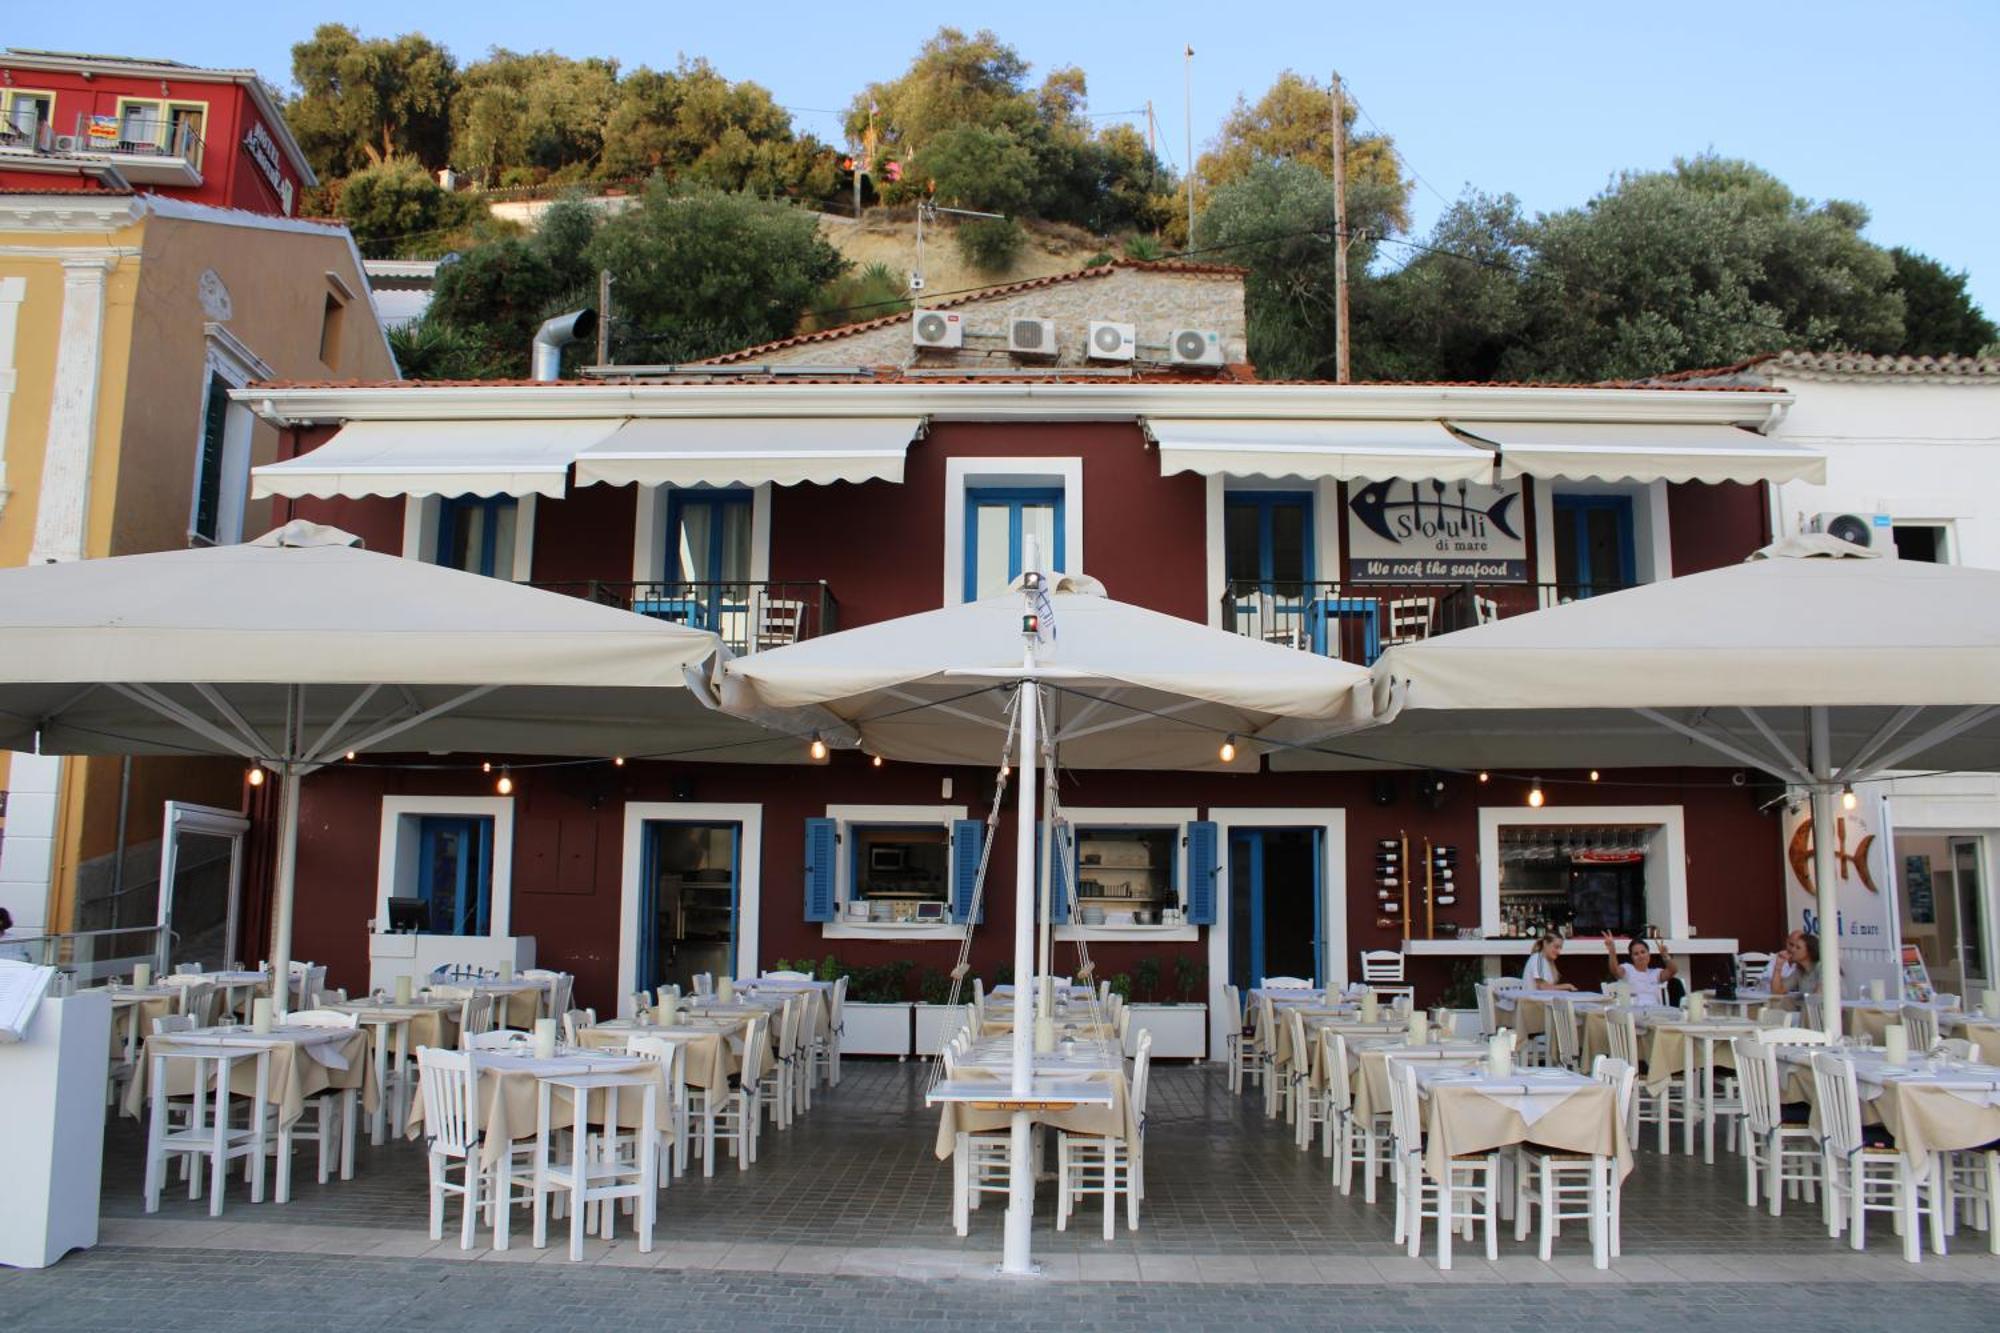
[1124,1003,1208,1059]
[913,1002,971,1057]
[840,1002,912,1057]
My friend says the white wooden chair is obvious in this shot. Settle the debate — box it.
[416,1045,537,1250]
[942,1045,1012,1235]
[1546,1002,1583,1071]
[1259,996,1284,1118]
[1609,1010,1684,1150]
[1902,1004,1941,1055]
[457,992,495,1047]
[1380,597,1435,650]
[692,973,714,998]
[562,1008,597,1044]
[816,974,848,1087]
[1733,1034,1822,1217]
[759,997,803,1130]
[755,597,808,652]
[1222,984,1259,1094]
[1056,1032,1152,1238]
[1473,594,1500,625]
[1512,1056,1629,1265]
[1735,951,1775,991]
[763,969,812,981]
[1288,1010,1329,1150]
[691,1013,764,1175]
[625,1035,690,1182]
[1385,1055,1499,1269]
[465,1029,534,1050]
[1260,975,1313,989]
[1811,1049,1943,1262]
[274,1009,360,1198]
[1359,950,1405,985]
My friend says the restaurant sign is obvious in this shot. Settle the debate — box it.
[1345,480,1528,583]
[242,122,290,211]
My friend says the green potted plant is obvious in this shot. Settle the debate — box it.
[1122,953,1210,1059]
[914,965,971,1055]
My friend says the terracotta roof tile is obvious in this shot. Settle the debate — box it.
[1643,350,2000,385]
[699,258,1247,364]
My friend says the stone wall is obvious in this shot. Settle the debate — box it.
[751,266,1247,370]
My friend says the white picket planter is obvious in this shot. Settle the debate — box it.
[1123,1003,1208,1059]
[839,1002,912,1057]
[912,1002,971,1057]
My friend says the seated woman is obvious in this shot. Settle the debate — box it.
[1523,933,1577,991]
[1601,932,1676,1005]
[1765,930,1804,990]
[1767,933,1821,998]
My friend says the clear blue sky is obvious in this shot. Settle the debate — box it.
[13,1,1997,317]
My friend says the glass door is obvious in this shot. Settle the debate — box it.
[640,822,740,995]
[156,802,249,973]
[1950,837,1989,990]
[665,488,753,640]
[1552,494,1636,599]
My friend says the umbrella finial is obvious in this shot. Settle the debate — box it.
[250,520,364,550]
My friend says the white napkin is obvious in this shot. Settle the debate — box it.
[1482,1085,1581,1128]
[293,1032,352,1071]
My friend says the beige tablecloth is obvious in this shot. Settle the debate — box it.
[1421,1071,1632,1184]
[577,1018,766,1091]
[1274,1014,1399,1074]
[1780,1053,2000,1177]
[107,990,179,1060]
[125,1028,378,1127]
[1642,1021,1754,1093]
[407,1051,671,1167]
[933,1068,1136,1158]
[331,1001,461,1055]
[1942,1015,2000,1064]
[1350,1044,1484,1120]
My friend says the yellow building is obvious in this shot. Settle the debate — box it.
[0,188,397,957]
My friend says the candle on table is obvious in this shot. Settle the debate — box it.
[1869,978,1887,1002]
[498,961,514,982]
[1486,1032,1512,1078]
[654,998,676,1027]
[1983,989,2000,1019]
[1361,990,1378,1023]
[394,974,413,1004]
[133,963,153,989]
[251,997,274,1034]
[1408,1011,1428,1045]
[533,1018,558,1059]
[1883,1022,1909,1066]
[717,977,735,1004]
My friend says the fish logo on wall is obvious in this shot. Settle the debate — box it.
[1346,480,1529,583]
[1787,815,1878,895]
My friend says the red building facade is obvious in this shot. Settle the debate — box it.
[0,49,313,213]
[242,373,1807,1050]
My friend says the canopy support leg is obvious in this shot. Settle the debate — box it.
[1809,707,1842,1038]
[1002,665,1039,1277]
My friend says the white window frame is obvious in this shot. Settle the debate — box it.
[1477,804,1688,948]
[944,456,1084,605]
[1055,805,1200,943]
[617,801,763,1015]
[403,493,537,581]
[631,481,773,584]
[1203,476,1342,628]
[820,801,968,940]
[189,323,269,547]
[375,794,517,939]
[1534,478,1673,589]
[1205,807,1348,1058]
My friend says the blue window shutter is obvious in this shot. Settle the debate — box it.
[1185,820,1219,926]
[804,817,837,922]
[953,818,985,924]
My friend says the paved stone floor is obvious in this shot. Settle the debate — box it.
[9,1060,1996,1329]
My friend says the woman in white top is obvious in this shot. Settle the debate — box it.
[1522,934,1576,991]
[1601,933,1676,1005]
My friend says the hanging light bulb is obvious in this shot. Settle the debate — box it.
[1841,783,1858,811]
[613,756,626,767]
[870,753,884,768]
[1589,769,1600,782]
[246,766,265,787]
[1527,778,1545,808]
[808,732,828,761]
[481,761,493,774]
[345,750,357,762]
[496,767,514,796]
[1219,735,1237,764]
[1477,770,1490,784]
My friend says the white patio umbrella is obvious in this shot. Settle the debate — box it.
[1273,534,2000,1033]
[722,564,1373,1275]
[0,521,841,1007]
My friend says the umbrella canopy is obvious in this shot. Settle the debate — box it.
[721,573,1374,770]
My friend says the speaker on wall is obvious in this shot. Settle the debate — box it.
[1371,774,1399,806]
[1418,769,1451,810]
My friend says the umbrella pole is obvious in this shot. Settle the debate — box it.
[1002,665,1040,1276]
[268,764,302,1018]
[1809,708,1842,1037]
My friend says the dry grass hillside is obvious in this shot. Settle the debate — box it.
[815,212,1106,301]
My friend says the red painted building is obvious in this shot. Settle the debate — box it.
[237,367,1815,1052]
[0,49,313,213]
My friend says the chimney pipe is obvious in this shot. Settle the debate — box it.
[531,308,598,382]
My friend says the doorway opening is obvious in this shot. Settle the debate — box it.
[1228,827,1323,989]
[1896,833,1990,996]
[638,821,740,995]
[158,801,249,972]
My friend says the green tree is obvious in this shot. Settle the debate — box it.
[424,195,603,377]
[1196,72,1409,235]
[602,60,830,197]
[335,155,479,258]
[451,49,621,186]
[286,24,458,179]
[586,182,848,361]
[1357,193,1533,382]
[1887,248,1998,356]
[805,261,909,332]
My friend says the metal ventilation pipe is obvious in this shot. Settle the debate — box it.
[531,308,598,382]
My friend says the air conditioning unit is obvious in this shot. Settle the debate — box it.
[1008,317,1057,357]
[911,310,963,350]
[1086,320,1136,362]
[53,134,81,153]
[1810,511,1894,553]
[1168,328,1226,368]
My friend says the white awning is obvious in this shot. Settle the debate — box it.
[1148,419,1494,483]
[1452,421,1824,485]
[574,418,921,489]
[250,420,623,500]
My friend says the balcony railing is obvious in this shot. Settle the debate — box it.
[73,111,205,168]
[1221,579,1630,664]
[535,580,837,656]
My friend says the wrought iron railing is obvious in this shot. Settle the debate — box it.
[533,580,837,655]
[69,111,205,167]
[1220,579,1632,663]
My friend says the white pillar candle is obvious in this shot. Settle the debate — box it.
[251,997,274,1034]
[1982,989,2000,1019]
[717,977,735,1004]
[654,998,676,1027]
[1687,991,1706,1022]
[1408,1012,1429,1046]
[1486,1032,1512,1079]
[533,1018,558,1060]
[498,961,514,982]
[132,963,153,989]
[1883,1022,1909,1066]
[1868,978,1887,1002]
[1361,990,1378,1023]
[394,974,413,1004]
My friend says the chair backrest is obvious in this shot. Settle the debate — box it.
[765,970,811,981]
[630,989,654,1015]
[1473,594,1500,625]
[1736,951,1774,990]
[739,1014,769,1085]
[1222,983,1243,1032]
[174,962,204,975]
[971,977,985,1009]
[1383,597,1434,643]
[1258,995,1278,1052]
[416,1046,480,1155]
[1902,1004,1940,1053]
[1359,950,1405,983]
[1474,983,1498,1036]
[1756,1026,1831,1046]
[1383,1056,1424,1159]
[458,992,494,1044]
[626,1034,685,1094]
[464,1029,533,1050]
[1130,1030,1154,1128]
[1117,1007,1133,1042]
[1938,1037,1976,1061]
[1321,1030,1352,1113]
[1607,1011,1640,1067]
[287,1008,359,1029]
[1803,995,1824,1030]
[1545,1003,1581,1068]
[176,980,220,1025]
[830,974,849,1028]
[1286,1009,1310,1078]
[562,1008,595,1044]
[1260,976,1313,989]
[1755,1006,1797,1028]
[1730,1038,1782,1136]
[547,973,573,1022]
[153,1013,195,1035]
[1808,1050,1863,1155]
[426,984,471,1001]
[1590,1054,1638,1129]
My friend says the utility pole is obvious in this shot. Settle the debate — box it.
[596,268,613,367]
[1330,71,1351,384]
[1184,46,1196,247]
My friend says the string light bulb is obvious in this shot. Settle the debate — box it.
[481,761,492,774]
[613,756,625,767]
[1527,778,1545,808]
[246,766,265,787]
[345,750,357,762]
[808,732,828,762]
[1477,771,1490,784]
[1589,769,1600,782]
[1841,784,1858,811]
[496,767,514,796]
[1219,735,1237,764]
[870,753,884,768]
